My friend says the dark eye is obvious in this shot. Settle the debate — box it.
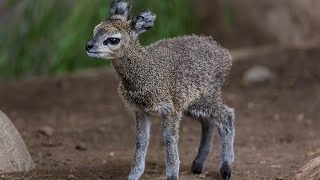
[103,38,120,46]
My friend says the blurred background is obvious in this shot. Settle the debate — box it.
[1,0,319,79]
[0,0,196,79]
[0,1,320,179]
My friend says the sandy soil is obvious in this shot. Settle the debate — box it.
[0,48,319,180]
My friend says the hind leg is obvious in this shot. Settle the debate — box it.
[187,96,218,174]
[217,105,235,180]
[191,117,214,174]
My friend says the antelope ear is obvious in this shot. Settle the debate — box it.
[93,22,103,35]
[110,0,132,20]
[132,10,157,35]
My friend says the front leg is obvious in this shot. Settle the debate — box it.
[128,111,151,180]
[162,111,182,180]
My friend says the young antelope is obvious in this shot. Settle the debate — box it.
[86,1,235,179]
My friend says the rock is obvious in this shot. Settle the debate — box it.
[270,164,282,169]
[196,0,320,47]
[38,126,55,137]
[67,174,76,179]
[0,111,35,173]
[233,0,320,46]
[41,140,62,147]
[243,65,275,84]
[108,151,115,157]
[292,156,320,180]
[75,142,87,151]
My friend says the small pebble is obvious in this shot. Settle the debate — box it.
[296,113,305,122]
[38,126,55,137]
[109,151,115,157]
[271,164,282,168]
[274,114,281,121]
[67,174,76,179]
[260,160,267,164]
[41,140,62,147]
[243,65,275,84]
[75,142,87,151]
[194,171,209,178]
[198,174,207,178]
[248,102,255,109]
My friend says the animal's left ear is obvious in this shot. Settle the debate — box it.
[110,0,132,20]
[131,10,157,36]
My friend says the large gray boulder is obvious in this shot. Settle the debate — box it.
[0,111,35,173]
[195,0,320,47]
[232,0,320,47]
[292,156,320,180]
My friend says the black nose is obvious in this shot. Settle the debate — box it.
[86,42,94,51]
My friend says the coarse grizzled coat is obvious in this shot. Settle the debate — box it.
[115,35,231,115]
[86,0,235,180]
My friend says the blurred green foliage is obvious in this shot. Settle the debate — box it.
[223,4,236,29]
[0,0,196,79]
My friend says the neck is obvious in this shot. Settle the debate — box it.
[111,40,148,84]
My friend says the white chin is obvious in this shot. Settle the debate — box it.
[87,52,102,58]
[87,52,115,60]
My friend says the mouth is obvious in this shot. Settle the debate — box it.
[86,51,104,59]
[86,50,116,60]
[86,50,103,54]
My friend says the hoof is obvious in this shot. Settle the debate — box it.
[166,175,178,180]
[191,161,203,174]
[220,162,232,180]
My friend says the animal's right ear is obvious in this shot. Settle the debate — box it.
[131,10,157,36]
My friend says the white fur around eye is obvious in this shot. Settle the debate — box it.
[108,33,122,39]
[107,33,122,50]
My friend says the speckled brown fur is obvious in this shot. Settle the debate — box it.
[112,35,233,121]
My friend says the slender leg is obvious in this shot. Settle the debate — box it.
[128,111,151,180]
[218,105,235,180]
[192,117,214,174]
[162,111,182,180]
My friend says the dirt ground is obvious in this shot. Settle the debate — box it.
[0,48,319,180]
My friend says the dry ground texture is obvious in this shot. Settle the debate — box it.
[0,48,319,180]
